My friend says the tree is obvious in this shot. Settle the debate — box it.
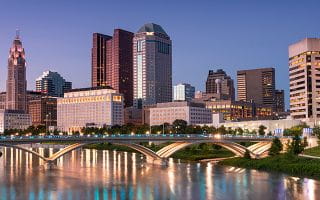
[288,135,304,155]
[313,126,320,140]
[269,137,283,156]
[236,127,244,135]
[217,125,227,135]
[244,149,251,159]
[258,125,267,136]
[172,119,187,133]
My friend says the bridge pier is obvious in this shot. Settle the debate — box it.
[42,161,57,170]
[146,157,168,166]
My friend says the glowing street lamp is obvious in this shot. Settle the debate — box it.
[214,134,222,139]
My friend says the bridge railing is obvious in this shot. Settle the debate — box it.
[0,134,290,141]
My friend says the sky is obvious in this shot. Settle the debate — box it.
[0,0,320,108]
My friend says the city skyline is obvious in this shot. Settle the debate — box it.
[0,1,320,108]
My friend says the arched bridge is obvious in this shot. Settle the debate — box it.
[0,134,291,166]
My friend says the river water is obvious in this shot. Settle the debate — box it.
[0,147,319,200]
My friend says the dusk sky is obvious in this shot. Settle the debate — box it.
[1,0,320,108]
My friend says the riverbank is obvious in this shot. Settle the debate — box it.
[304,146,320,157]
[219,154,320,179]
[85,143,235,161]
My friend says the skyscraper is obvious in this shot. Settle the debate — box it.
[173,83,195,101]
[275,89,285,113]
[133,23,172,108]
[288,38,320,122]
[36,71,72,97]
[91,33,112,87]
[237,68,275,108]
[91,29,134,107]
[6,32,27,112]
[205,69,235,100]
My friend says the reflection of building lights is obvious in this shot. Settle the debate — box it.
[214,134,222,139]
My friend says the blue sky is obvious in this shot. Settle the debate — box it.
[0,0,319,108]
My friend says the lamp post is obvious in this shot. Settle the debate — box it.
[46,112,51,134]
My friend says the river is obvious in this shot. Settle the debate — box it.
[0,147,319,200]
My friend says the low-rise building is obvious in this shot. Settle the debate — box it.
[193,93,274,121]
[28,97,57,127]
[57,87,124,133]
[124,107,143,125]
[143,101,212,126]
[0,109,31,133]
[220,117,302,134]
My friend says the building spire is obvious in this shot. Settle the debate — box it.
[15,29,20,39]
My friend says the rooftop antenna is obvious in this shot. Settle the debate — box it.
[15,29,20,39]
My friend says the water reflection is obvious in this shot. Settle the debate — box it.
[0,146,319,199]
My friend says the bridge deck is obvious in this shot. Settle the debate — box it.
[0,134,281,144]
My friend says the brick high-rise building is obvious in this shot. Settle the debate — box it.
[133,23,172,108]
[206,69,235,100]
[91,29,134,107]
[6,32,27,112]
[237,68,275,109]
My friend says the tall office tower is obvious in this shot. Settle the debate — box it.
[173,83,195,101]
[6,32,27,112]
[91,29,134,107]
[205,69,235,100]
[289,38,320,121]
[36,71,72,97]
[91,33,112,87]
[237,68,275,107]
[133,23,172,108]
[275,89,285,113]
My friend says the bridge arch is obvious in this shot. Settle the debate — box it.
[0,143,48,161]
[0,142,161,163]
[156,141,258,158]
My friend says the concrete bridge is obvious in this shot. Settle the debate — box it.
[0,134,293,167]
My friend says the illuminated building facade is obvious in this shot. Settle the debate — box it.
[57,87,124,132]
[28,97,57,127]
[289,38,320,123]
[143,101,212,126]
[91,30,134,107]
[275,89,285,113]
[193,94,273,121]
[6,32,27,112]
[133,23,172,108]
[0,109,31,133]
[237,68,275,109]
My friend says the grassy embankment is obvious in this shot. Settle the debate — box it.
[220,154,320,179]
[303,146,320,157]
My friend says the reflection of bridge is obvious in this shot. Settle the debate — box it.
[0,134,290,167]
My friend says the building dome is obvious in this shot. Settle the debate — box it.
[137,23,168,36]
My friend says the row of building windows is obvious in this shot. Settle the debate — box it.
[58,95,122,104]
